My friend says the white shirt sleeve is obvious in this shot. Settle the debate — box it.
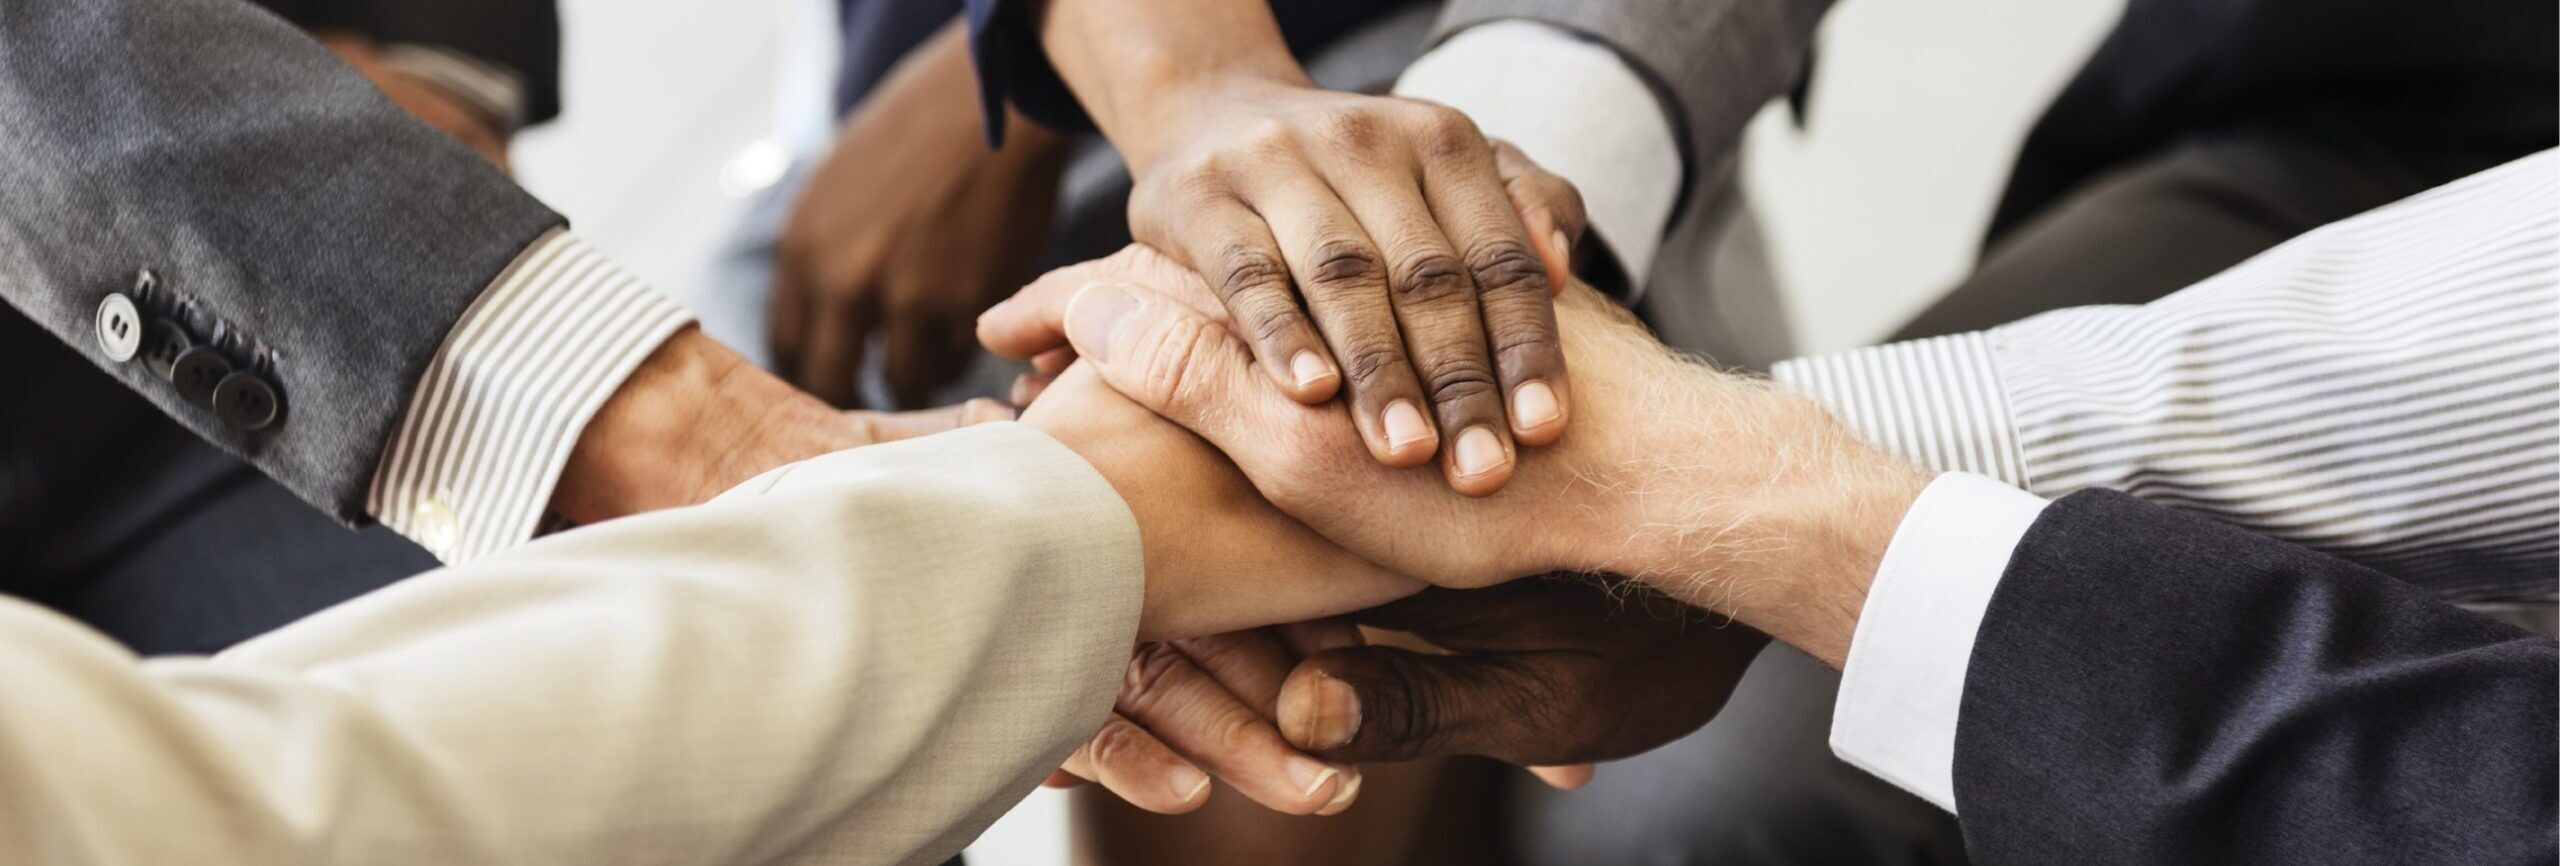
[366,230,696,563]
[1827,471,2050,814]
[1393,20,1684,288]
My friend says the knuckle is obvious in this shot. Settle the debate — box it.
[1168,164,1235,206]
[1214,246,1293,301]
[1170,633,1249,670]
[1304,238,1386,289]
[1240,299,1308,345]
[1120,643,1190,713]
[1390,249,1473,305]
[1140,315,1230,410]
[1423,359,1502,408]
[1337,341,1411,390]
[1237,118,1301,159]
[1412,105,1486,161]
[1487,317,1563,364]
[1466,240,1549,295]
[1208,712,1270,756]
[1085,717,1152,767]
[1320,108,1387,152]
[1371,660,1445,756]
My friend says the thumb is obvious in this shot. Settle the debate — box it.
[1062,280,1266,443]
[1276,647,1565,766]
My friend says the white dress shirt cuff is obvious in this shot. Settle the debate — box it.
[1829,472,2050,814]
[367,230,696,563]
[1393,20,1683,289]
[1772,332,2031,487]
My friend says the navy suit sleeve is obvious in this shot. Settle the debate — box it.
[1954,489,2556,865]
[963,0,1408,145]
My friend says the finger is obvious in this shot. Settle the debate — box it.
[1144,192,1344,406]
[1057,712,1214,815]
[1316,161,1512,490]
[1031,347,1076,377]
[1277,645,1567,766]
[1222,172,1438,468]
[1417,121,1572,453]
[767,261,813,381]
[1058,280,1293,452]
[851,398,1015,443]
[1009,372,1052,407]
[1167,629,1301,715]
[1529,764,1596,790]
[799,290,874,409]
[1043,769,1086,789]
[1275,618,1365,658]
[1119,643,1361,816]
[978,245,1229,362]
[883,313,976,408]
[1490,140,1587,293]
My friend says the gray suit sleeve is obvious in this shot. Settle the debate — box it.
[0,0,566,523]
[1430,0,1836,199]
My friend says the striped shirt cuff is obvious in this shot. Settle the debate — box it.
[367,230,695,563]
[1771,333,2029,487]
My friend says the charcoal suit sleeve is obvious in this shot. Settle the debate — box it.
[0,0,568,524]
[1954,488,2558,865]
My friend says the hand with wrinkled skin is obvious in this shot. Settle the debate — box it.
[1276,578,1767,773]
[550,328,1020,526]
[770,20,1067,408]
[1043,622,1375,817]
[1037,0,1588,495]
[984,246,1928,665]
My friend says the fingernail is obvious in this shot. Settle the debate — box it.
[1064,282,1140,364]
[1383,400,1432,450]
[1168,764,1212,804]
[1291,350,1335,391]
[1318,768,1364,816]
[1453,426,1509,479]
[1307,673,1362,749]
[1514,380,1562,432]
[1287,756,1341,800]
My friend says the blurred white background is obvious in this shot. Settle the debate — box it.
[511,0,2125,861]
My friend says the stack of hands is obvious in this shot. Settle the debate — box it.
[971,245,1929,816]
[531,4,1935,821]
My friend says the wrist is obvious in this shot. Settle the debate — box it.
[1595,368,1927,664]
[1037,0,1308,165]
[552,329,854,523]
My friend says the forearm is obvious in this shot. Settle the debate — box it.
[1532,293,1924,666]
[1033,0,1308,167]
[0,425,1143,865]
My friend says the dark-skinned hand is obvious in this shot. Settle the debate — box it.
[1274,577,1768,775]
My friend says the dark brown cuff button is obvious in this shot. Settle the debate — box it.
[141,319,192,380]
[213,371,281,431]
[171,347,233,405]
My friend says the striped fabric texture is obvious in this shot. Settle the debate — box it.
[367,230,695,563]
[1777,149,2558,603]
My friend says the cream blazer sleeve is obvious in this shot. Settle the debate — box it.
[0,422,1142,866]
